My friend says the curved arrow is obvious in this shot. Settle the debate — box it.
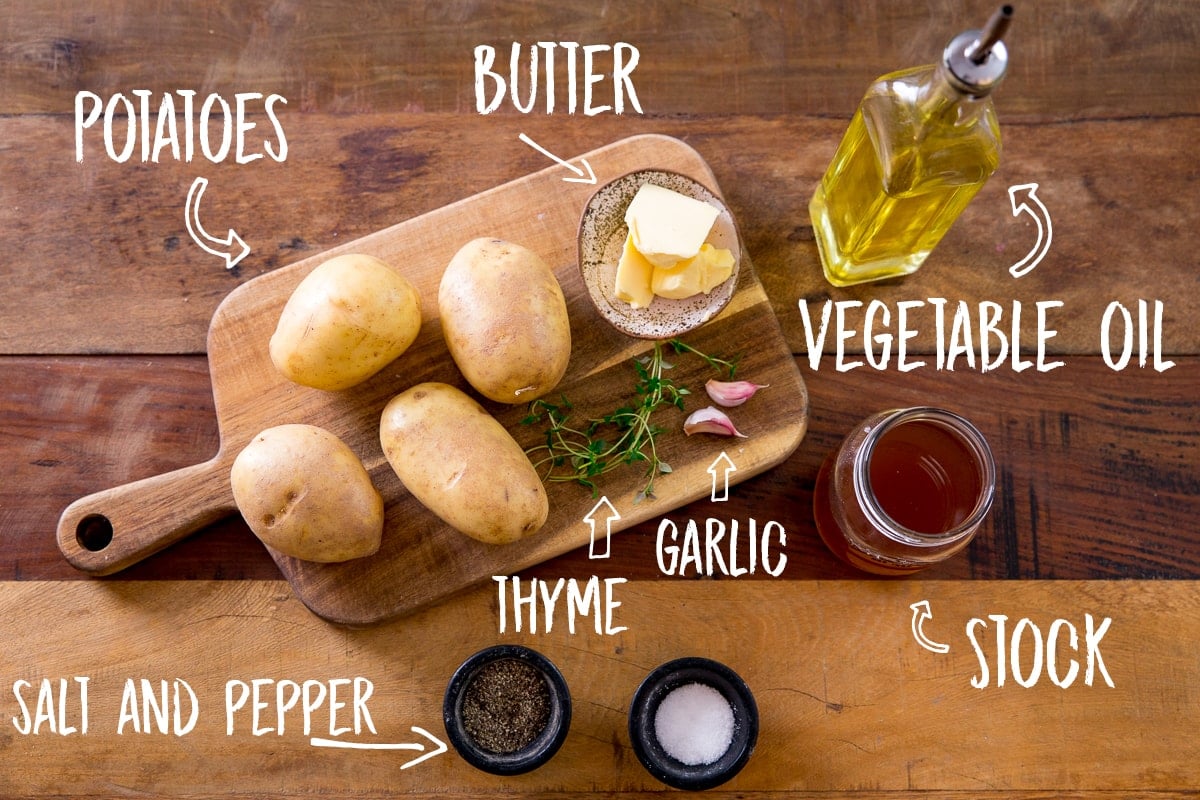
[518,133,597,184]
[1007,182,1052,278]
[185,176,250,270]
[707,451,737,502]
[909,600,950,654]
[584,496,620,559]
[310,726,447,769]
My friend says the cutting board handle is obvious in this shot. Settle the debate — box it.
[57,456,236,576]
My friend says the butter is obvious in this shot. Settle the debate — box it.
[624,183,721,268]
[614,233,656,309]
[615,183,735,309]
[651,244,735,300]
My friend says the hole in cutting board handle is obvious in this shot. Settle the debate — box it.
[57,455,237,575]
[76,514,115,552]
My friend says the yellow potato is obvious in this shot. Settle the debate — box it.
[438,238,570,404]
[230,424,383,562]
[270,253,422,391]
[379,382,548,544]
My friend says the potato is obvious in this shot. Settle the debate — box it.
[270,253,422,391]
[379,382,548,544]
[438,238,570,404]
[231,424,383,562]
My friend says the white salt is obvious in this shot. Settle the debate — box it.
[653,682,734,766]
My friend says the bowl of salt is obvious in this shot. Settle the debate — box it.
[627,656,758,791]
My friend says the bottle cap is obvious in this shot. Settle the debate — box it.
[943,4,1014,96]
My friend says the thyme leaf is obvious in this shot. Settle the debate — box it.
[523,338,737,500]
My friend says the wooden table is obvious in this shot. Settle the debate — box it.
[2,2,1197,797]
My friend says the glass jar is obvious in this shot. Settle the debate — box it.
[813,407,995,574]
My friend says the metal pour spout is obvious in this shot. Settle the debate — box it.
[967,5,1015,65]
[943,4,1015,96]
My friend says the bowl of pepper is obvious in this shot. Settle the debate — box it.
[443,644,572,775]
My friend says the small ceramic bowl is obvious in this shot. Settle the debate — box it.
[578,169,742,340]
[443,645,572,775]
[628,656,759,791]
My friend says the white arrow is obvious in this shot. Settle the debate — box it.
[310,726,447,769]
[707,451,737,502]
[584,495,620,559]
[185,176,250,270]
[1007,182,1052,279]
[518,133,597,184]
[909,600,950,654]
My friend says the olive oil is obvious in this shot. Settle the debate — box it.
[811,6,1013,287]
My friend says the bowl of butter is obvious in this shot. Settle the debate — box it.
[578,170,741,339]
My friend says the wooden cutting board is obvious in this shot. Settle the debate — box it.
[3,579,1196,797]
[56,134,809,625]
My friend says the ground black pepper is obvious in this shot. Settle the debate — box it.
[460,658,551,754]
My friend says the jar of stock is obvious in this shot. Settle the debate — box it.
[813,407,996,574]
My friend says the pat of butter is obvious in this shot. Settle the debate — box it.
[651,243,735,300]
[624,183,721,268]
[614,233,656,309]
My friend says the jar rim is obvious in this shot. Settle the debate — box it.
[852,406,996,547]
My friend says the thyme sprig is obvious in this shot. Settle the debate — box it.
[522,338,737,502]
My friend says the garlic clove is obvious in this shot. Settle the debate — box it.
[684,406,748,438]
[704,379,769,407]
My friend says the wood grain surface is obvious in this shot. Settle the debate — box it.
[3,0,1198,120]
[1,1,1197,797]
[2,579,1196,798]
[4,112,1197,356]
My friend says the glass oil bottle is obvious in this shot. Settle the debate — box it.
[810,5,1014,287]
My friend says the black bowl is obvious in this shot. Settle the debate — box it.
[443,645,572,775]
[628,656,758,791]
